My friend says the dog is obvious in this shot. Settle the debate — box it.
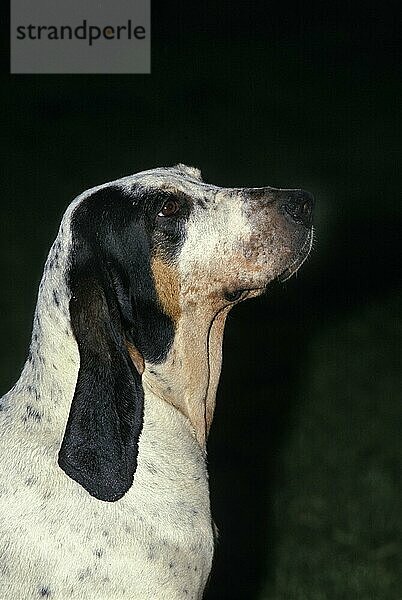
[0,164,313,599]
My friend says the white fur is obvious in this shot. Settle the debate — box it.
[179,191,252,280]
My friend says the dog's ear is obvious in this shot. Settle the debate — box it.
[58,276,144,502]
[58,188,147,502]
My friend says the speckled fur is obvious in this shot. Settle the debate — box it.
[0,165,313,599]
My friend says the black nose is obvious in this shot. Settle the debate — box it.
[282,190,314,227]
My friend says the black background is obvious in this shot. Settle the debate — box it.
[1,1,401,598]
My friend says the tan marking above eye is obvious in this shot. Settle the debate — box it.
[151,256,181,323]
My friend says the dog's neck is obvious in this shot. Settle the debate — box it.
[142,305,230,448]
[10,231,80,443]
[10,219,225,456]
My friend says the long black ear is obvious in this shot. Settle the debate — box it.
[58,277,144,502]
[58,189,146,502]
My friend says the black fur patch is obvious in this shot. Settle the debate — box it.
[58,184,186,502]
[71,185,182,362]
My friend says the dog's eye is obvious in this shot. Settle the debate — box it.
[224,289,247,303]
[158,199,180,217]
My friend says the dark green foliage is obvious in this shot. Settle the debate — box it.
[262,294,401,599]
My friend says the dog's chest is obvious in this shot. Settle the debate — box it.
[1,489,214,599]
[0,395,214,599]
[34,498,214,599]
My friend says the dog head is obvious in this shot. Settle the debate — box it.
[58,164,314,501]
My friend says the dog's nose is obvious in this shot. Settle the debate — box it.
[282,190,314,228]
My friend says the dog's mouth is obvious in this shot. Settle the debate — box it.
[277,228,314,283]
